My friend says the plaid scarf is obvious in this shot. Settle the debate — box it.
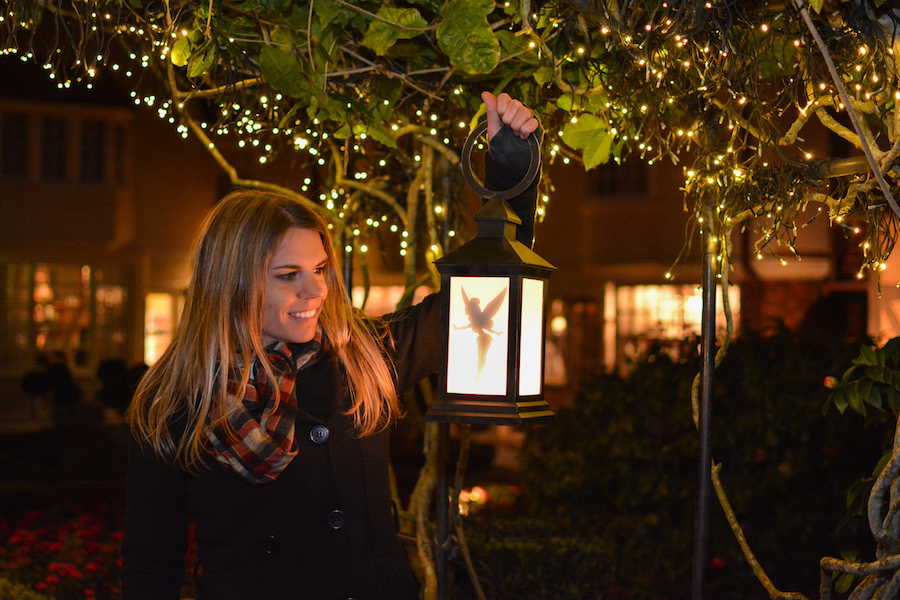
[207,334,322,486]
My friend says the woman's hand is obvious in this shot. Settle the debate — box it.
[481,91,539,141]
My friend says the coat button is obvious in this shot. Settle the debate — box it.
[327,509,346,530]
[261,535,280,555]
[310,425,330,444]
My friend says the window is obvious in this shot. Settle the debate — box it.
[113,122,125,184]
[81,119,107,182]
[144,293,175,366]
[611,283,740,370]
[41,116,68,181]
[0,262,127,374]
[592,158,649,197]
[1,113,28,178]
[0,263,32,371]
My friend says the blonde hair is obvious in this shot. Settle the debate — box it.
[127,190,400,470]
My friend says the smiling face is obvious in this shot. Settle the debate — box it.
[261,227,329,346]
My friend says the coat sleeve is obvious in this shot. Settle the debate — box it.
[383,293,443,394]
[121,437,188,600]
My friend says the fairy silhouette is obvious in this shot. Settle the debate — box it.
[454,286,507,382]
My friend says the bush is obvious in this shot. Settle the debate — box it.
[516,330,883,599]
[0,578,52,600]
[453,515,611,600]
[0,489,125,600]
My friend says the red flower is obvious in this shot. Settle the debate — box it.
[753,448,767,464]
[21,510,45,525]
[86,562,107,575]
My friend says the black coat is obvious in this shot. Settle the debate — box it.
[121,295,442,600]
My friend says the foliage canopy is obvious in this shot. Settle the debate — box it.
[3,0,900,279]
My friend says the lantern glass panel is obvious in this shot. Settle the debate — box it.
[446,276,510,396]
[519,277,545,396]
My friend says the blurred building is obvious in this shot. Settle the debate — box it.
[0,54,880,427]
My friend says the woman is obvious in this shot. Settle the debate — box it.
[121,92,540,600]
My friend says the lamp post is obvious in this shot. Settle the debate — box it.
[425,122,555,599]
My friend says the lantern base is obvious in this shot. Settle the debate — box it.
[425,398,554,426]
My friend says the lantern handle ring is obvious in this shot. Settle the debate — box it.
[461,121,540,200]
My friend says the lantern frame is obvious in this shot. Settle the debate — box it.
[425,124,555,426]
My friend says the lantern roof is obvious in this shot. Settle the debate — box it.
[435,197,556,272]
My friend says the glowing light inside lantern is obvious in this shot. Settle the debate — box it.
[519,278,545,396]
[446,276,510,395]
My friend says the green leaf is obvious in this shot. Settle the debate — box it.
[240,0,292,14]
[495,29,540,65]
[888,386,900,415]
[829,389,848,415]
[848,381,866,416]
[808,0,825,12]
[534,66,554,86]
[314,0,342,29]
[891,370,900,390]
[170,37,191,68]
[259,42,307,98]
[353,122,397,148]
[556,93,578,112]
[840,549,859,562]
[188,42,215,78]
[835,573,854,594]
[860,345,879,367]
[362,8,428,56]
[867,384,883,409]
[845,480,865,511]
[873,450,892,478]
[840,364,859,386]
[583,133,613,170]
[436,0,500,74]
[882,337,900,360]
[561,114,614,169]
[407,0,443,9]
[333,123,351,139]
[867,365,887,384]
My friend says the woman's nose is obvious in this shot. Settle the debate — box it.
[297,273,327,298]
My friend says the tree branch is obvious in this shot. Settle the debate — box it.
[178,106,325,215]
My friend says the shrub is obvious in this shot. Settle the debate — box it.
[0,491,124,600]
[516,330,882,599]
[0,578,52,600]
[454,514,611,600]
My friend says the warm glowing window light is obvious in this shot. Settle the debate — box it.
[612,284,740,367]
[144,293,176,365]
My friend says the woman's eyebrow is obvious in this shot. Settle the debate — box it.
[270,258,328,270]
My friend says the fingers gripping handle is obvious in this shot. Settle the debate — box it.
[461,121,541,200]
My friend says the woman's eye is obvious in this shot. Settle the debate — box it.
[277,272,297,281]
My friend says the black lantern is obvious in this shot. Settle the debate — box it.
[425,123,556,426]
